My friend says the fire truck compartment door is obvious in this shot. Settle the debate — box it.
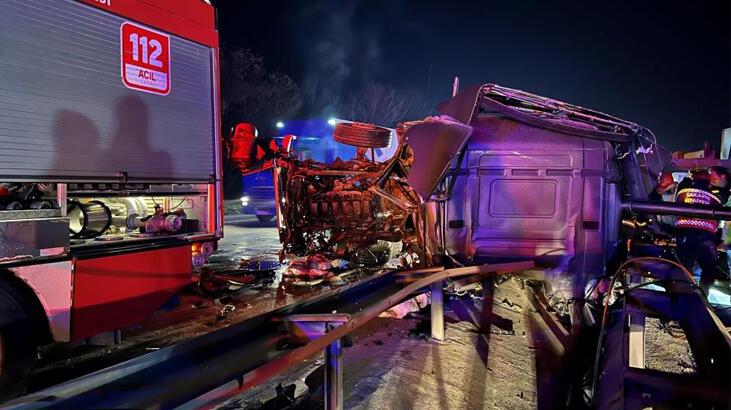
[0,0,216,182]
[71,245,192,340]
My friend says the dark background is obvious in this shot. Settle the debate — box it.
[212,0,730,151]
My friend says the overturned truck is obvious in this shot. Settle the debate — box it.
[231,84,730,408]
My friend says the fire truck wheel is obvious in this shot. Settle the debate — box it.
[0,280,40,401]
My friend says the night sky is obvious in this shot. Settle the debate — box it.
[212,0,730,151]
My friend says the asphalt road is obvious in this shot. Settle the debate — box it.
[209,214,281,271]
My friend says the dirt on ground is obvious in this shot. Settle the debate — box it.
[216,276,569,410]
[643,318,697,374]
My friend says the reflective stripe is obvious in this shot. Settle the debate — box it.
[676,188,721,205]
[675,218,718,232]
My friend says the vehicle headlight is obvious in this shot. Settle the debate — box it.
[240,196,250,206]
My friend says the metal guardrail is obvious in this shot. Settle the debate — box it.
[594,259,731,409]
[7,261,533,410]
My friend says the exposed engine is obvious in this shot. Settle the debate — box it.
[230,122,433,266]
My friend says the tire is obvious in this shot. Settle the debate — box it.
[0,280,40,401]
[333,122,391,148]
[257,215,275,223]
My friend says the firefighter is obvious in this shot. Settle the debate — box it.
[654,167,731,295]
[229,123,282,171]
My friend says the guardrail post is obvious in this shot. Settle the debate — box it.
[278,314,349,410]
[324,325,343,410]
[431,280,445,341]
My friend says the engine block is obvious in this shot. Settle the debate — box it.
[279,150,426,262]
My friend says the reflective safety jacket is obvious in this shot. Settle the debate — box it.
[674,177,730,232]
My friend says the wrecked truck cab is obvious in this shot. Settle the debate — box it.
[229,84,656,285]
[438,114,618,271]
[401,84,655,293]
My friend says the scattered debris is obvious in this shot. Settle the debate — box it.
[239,258,281,272]
[331,259,349,270]
[379,293,431,319]
[491,329,516,336]
[217,304,236,320]
[253,383,296,410]
[282,254,360,289]
[327,275,346,286]
[229,274,257,285]
[291,279,324,287]
[197,267,264,296]
[500,297,524,311]
[448,280,482,296]
[285,267,331,279]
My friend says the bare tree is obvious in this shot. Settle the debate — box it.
[340,82,431,127]
[220,45,303,133]
[219,45,303,198]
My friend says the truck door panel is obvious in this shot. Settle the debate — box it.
[447,117,589,266]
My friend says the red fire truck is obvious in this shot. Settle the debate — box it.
[0,0,222,398]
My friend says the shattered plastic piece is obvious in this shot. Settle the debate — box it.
[284,267,332,279]
[306,254,332,270]
[331,259,349,269]
[282,253,358,285]
[289,254,334,272]
[292,279,324,287]
[226,274,256,288]
[328,275,346,286]
[217,304,236,320]
[379,293,431,319]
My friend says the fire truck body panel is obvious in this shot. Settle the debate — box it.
[0,0,217,182]
[12,261,73,342]
[0,0,222,351]
[76,0,218,48]
[71,245,193,340]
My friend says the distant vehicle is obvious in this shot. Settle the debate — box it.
[240,170,276,222]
